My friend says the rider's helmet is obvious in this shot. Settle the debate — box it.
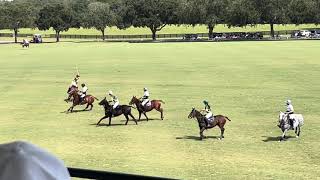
[81,83,85,87]
[286,99,292,105]
[144,87,148,91]
[203,100,209,105]
[108,90,113,95]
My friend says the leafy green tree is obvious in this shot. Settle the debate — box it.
[125,0,179,40]
[0,0,38,43]
[255,0,290,37]
[288,0,316,25]
[67,0,90,28]
[179,0,227,38]
[226,0,260,29]
[83,2,115,40]
[36,2,72,42]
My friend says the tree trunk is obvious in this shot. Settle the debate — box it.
[208,24,214,39]
[56,31,60,42]
[14,28,18,43]
[101,29,105,41]
[270,23,275,38]
[150,27,157,41]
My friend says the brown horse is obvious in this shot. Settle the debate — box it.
[129,96,165,121]
[188,108,231,140]
[67,88,98,113]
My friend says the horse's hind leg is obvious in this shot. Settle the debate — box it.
[160,108,164,120]
[129,113,138,125]
[155,106,164,120]
[220,127,225,139]
[83,104,89,111]
[124,114,129,125]
[90,104,93,111]
[296,126,301,138]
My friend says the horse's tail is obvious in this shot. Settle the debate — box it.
[225,116,231,121]
[158,100,165,104]
[92,96,99,101]
[129,105,136,109]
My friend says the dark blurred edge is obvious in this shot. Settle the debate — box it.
[67,167,177,180]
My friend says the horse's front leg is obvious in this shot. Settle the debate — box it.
[199,127,206,140]
[143,112,149,121]
[138,111,142,120]
[108,116,112,126]
[97,115,108,126]
[280,129,287,141]
[67,105,74,113]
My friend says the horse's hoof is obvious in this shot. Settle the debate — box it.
[296,136,299,138]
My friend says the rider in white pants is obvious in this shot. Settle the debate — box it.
[108,90,119,110]
[201,100,214,126]
[141,87,150,112]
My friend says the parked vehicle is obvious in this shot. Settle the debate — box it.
[183,34,199,40]
[310,30,320,38]
[299,30,311,37]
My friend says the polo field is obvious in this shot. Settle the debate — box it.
[0,41,319,179]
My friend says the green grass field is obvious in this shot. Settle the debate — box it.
[0,24,319,36]
[0,41,319,179]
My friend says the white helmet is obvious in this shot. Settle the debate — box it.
[108,90,113,95]
[286,99,292,105]
[143,87,148,91]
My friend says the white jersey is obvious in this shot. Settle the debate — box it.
[82,86,88,94]
[286,104,294,112]
[143,91,150,98]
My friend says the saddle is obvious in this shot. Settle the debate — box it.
[145,101,151,107]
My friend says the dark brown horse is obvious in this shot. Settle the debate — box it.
[129,96,165,121]
[96,98,137,126]
[67,88,98,113]
[188,108,231,140]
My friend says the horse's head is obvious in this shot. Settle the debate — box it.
[99,97,109,107]
[188,107,196,119]
[279,111,287,124]
[129,96,138,105]
[69,87,79,95]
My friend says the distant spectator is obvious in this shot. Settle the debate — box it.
[0,141,70,180]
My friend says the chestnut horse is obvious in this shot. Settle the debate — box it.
[129,96,165,121]
[188,108,231,140]
[67,88,98,113]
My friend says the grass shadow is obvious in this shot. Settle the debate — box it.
[89,123,136,127]
[176,135,220,141]
[61,109,91,114]
[135,118,162,122]
[262,136,296,142]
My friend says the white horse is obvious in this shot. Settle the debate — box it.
[278,111,304,141]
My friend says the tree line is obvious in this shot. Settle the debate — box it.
[0,0,319,42]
